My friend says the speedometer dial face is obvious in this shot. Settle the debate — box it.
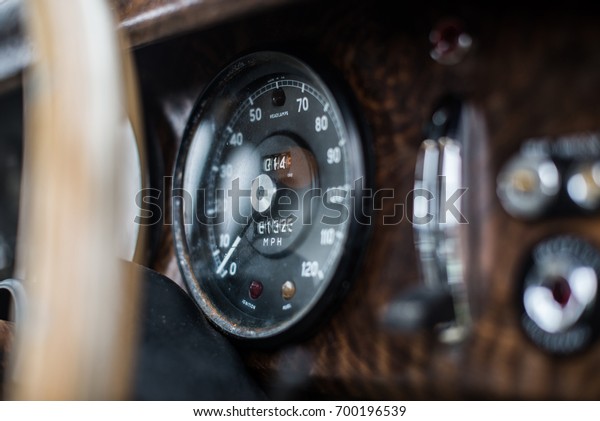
[173,52,370,342]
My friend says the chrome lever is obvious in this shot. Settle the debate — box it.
[386,99,472,342]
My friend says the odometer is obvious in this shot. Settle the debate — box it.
[173,52,370,342]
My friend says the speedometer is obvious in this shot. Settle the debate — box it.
[173,52,371,343]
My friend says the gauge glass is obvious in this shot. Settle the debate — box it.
[174,52,370,341]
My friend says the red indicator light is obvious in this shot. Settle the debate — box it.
[550,277,571,307]
[249,281,263,299]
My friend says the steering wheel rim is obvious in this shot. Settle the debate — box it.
[7,0,141,400]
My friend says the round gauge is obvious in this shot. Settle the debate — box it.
[173,51,371,343]
[520,236,600,354]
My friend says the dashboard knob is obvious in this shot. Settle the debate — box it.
[567,162,600,210]
[497,154,560,219]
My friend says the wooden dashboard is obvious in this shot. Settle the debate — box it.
[128,0,600,399]
[3,0,599,400]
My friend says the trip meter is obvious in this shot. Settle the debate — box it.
[173,52,370,343]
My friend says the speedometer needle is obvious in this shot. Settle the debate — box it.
[216,235,242,275]
[216,174,277,276]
